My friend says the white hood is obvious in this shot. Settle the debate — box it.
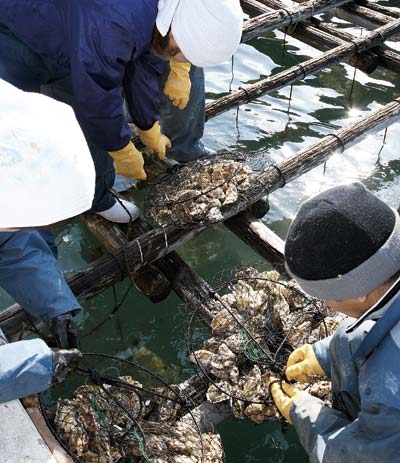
[0,79,95,229]
[156,0,244,67]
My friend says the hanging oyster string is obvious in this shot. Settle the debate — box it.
[187,268,342,424]
[41,354,223,463]
[145,154,269,226]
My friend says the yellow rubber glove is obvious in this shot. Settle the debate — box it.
[286,344,326,383]
[138,121,172,161]
[108,142,146,180]
[164,60,192,110]
[270,377,306,424]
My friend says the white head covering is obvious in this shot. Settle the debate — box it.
[0,79,95,229]
[156,0,244,68]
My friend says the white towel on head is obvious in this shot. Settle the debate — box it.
[156,0,181,37]
[0,79,95,229]
[156,0,244,67]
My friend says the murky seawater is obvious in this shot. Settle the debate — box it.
[2,2,400,461]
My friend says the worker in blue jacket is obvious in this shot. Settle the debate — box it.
[0,0,243,223]
[0,80,95,402]
[270,182,400,462]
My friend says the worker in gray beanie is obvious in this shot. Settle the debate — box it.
[270,182,400,463]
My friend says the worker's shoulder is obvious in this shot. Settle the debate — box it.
[102,0,158,29]
[332,317,374,355]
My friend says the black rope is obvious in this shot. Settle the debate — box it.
[271,164,287,187]
[239,86,252,104]
[327,133,346,153]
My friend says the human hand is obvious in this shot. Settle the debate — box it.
[138,121,172,161]
[164,60,191,110]
[50,312,80,349]
[286,344,326,383]
[270,377,307,424]
[51,348,82,384]
[108,142,147,180]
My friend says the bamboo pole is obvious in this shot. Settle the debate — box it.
[358,1,400,19]
[242,0,354,42]
[248,0,400,72]
[2,94,400,338]
[81,213,172,303]
[335,3,400,34]
[206,19,400,121]
[243,0,380,73]
[225,213,286,275]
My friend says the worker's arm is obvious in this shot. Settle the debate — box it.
[289,329,400,462]
[0,340,81,403]
[290,394,400,462]
[0,339,52,403]
[123,49,163,133]
[69,19,135,152]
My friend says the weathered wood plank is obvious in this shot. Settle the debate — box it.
[225,212,286,275]
[247,0,400,73]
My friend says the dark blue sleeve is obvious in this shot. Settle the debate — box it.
[123,51,163,131]
[69,17,135,151]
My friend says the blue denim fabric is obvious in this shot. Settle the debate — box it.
[0,231,81,321]
[0,338,52,403]
[160,62,211,162]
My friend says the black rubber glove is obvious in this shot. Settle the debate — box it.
[50,311,80,349]
[51,348,82,384]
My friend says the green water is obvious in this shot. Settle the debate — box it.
[3,3,400,461]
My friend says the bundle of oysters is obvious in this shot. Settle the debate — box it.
[147,159,253,226]
[190,268,341,423]
[54,377,223,463]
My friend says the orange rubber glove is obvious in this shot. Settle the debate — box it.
[138,121,171,161]
[164,60,192,110]
[270,377,307,424]
[108,142,146,180]
[286,344,326,383]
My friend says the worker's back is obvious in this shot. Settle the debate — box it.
[0,0,158,71]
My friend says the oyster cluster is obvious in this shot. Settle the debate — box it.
[142,421,223,463]
[54,378,223,463]
[148,160,253,226]
[190,269,343,423]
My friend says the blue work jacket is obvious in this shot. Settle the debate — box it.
[0,338,52,403]
[0,0,162,151]
[291,288,400,462]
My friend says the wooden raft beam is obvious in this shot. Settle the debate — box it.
[225,213,286,275]
[242,0,379,73]
[242,0,354,42]
[335,3,400,34]
[247,0,400,74]
[206,19,400,121]
[2,95,400,338]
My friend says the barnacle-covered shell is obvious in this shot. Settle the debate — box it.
[190,349,214,369]
[211,308,243,335]
[206,381,231,403]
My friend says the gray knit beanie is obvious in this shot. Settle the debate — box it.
[285,182,400,300]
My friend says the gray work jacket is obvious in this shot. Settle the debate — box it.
[290,288,400,462]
